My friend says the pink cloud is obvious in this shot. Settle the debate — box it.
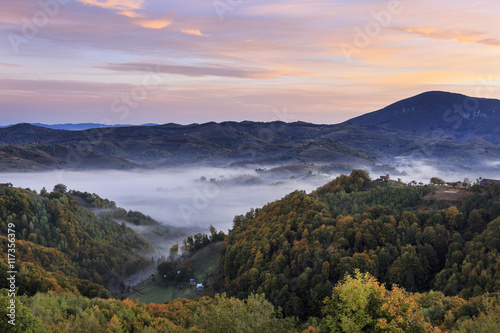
[133,12,174,29]
[76,0,145,13]
[181,29,207,37]
[97,62,275,79]
[0,63,25,67]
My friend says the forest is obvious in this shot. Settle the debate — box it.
[1,170,500,332]
[0,185,155,299]
[220,170,500,330]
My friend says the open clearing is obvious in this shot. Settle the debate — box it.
[127,242,222,304]
[423,186,472,202]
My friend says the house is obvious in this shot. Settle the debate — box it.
[480,179,500,186]
[379,175,390,181]
[196,283,204,291]
[0,183,12,188]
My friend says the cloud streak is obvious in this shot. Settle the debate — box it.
[402,27,500,46]
[0,63,25,67]
[76,0,145,14]
[181,29,207,37]
[97,62,280,79]
[76,0,174,29]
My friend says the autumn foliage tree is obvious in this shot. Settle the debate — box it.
[321,270,436,332]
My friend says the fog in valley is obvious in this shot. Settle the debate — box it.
[1,163,495,235]
[0,167,335,233]
[391,158,499,184]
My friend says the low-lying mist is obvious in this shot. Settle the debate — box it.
[391,158,499,184]
[1,163,495,234]
[0,167,334,233]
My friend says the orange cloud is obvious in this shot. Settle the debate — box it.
[134,14,174,29]
[374,71,480,86]
[181,29,207,37]
[77,0,174,29]
[402,27,500,46]
[117,10,144,18]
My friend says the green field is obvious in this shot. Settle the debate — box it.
[127,242,222,304]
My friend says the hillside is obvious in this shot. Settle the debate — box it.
[1,174,500,331]
[1,92,500,172]
[220,170,500,329]
[348,91,500,144]
[0,186,159,297]
[0,122,377,170]
[0,185,298,332]
[127,242,222,304]
[0,144,139,171]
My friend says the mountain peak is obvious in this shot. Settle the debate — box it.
[346,91,500,139]
[7,123,55,132]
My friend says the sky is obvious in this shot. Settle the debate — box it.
[1,0,500,125]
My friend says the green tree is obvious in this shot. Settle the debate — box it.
[53,184,68,193]
[457,301,500,333]
[192,293,297,333]
[158,261,178,281]
[430,178,445,186]
[321,270,434,333]
[0,289,45,332]
[169,244,179,261]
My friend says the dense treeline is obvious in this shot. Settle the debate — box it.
[0,186,155,295]
[321,183,434,217]
[0,236,110,299]
[1,273,498,332]
[70,189,160,226]
[105,208,160,226]
[69,189,117,209]
[183,225,226,253]
[0,291,297,332]
[2,171,500,332]
[220,170,500,321]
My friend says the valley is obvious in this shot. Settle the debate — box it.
[1,91,500,332]
[2,169,500,331]
[3,0,499,330]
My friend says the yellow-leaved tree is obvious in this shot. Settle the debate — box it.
[321,269,438,333]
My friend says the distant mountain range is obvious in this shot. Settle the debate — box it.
[0,91,499,173]
[0,123,159,131]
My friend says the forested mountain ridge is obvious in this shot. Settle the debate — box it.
[0,186,156,297]
[221,170,500,329]
[1,91,500,172]
[348,91,500,143]
[0,122,376,170]
[0,185,298,332]
[2,173,500,331]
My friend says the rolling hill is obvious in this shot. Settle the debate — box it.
[0,122,378,170]
[347,91,500,144]
[0,91,499,172]
[2,173,500,331]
